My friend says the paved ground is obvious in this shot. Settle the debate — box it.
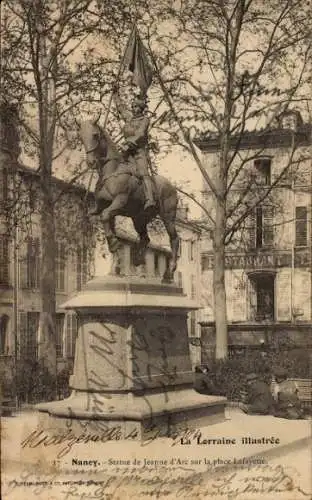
[1,407,311,500]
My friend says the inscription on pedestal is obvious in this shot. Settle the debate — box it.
[132,315,193,390]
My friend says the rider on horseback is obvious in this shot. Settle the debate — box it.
[113,86,156,214]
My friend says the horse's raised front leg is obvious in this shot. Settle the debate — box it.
[102,218,121,254]
[89,181,111,216]
[162,218,179,283]
[132,217,150,267]
[101,194,129,253]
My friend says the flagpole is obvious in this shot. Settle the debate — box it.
[103,22,136,129]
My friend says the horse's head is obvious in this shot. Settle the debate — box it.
[80,120,121,170]
[79,120,105,169]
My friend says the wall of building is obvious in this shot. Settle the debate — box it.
[200,117,312,335]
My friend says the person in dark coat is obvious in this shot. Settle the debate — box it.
[272,368,304,419]
[194,365,215,394]
[240,372,273,415]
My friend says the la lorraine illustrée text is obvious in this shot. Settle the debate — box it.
[180,433,280,445]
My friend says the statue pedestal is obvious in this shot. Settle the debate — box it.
[37,276,226,439]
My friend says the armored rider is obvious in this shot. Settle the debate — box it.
[113,87,156,214]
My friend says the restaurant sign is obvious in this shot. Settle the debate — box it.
[202,250,310,270]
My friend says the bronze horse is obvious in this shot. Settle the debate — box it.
[79,121,179,282]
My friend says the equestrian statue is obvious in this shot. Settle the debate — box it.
[79,86,179,283]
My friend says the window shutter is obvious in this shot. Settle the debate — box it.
[256,207,263,247]
[26,312,39,360]
[295,206,307,247]
[19,240,28,288]
[56,242,66,291]
[65,312,78,358]
[55,314,64,357]
[263,205,274,246]
[26,237,40,288]
[248,210,256,248]
[249,279,257,321]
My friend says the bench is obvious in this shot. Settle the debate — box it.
[270,378,311,413]
[289,379,312,408]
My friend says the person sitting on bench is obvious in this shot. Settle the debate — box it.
[272,368,304,419]
[240,372,274,415]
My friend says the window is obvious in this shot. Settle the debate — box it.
[189,311,196,336]
[280,112,298,131]
[55,314,64,357]
[20,312,39,360]
[254,158,271,185]
[26,237,40,288]
[76,245,88,290]
[295,206,307,247]
[249,274,275,321]
[0,315,9,354]
[56,242,66,291]
[0,235,9,285]
[201,254,213,271]
[255,206,274,248]
[188,241,195,261]
[65,312,78,358]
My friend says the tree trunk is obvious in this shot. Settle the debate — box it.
[213,193,228,360]
[38,172,57,380]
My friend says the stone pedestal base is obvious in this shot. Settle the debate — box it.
[37,276,227,439]
[37,389,226,440]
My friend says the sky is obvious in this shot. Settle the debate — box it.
[157,149,203,219]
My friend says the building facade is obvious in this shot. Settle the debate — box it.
[197,111,312,355]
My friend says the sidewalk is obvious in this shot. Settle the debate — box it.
[1,407,311,499]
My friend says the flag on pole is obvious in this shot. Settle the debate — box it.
[122,25,153,94]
